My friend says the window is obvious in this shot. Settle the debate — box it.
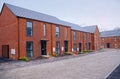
[114,36,117,42]
[43,24,46,37]
[56,42,60,54]
[73,31,76,40]
[85,43,88,50]
[56,26,60,38]
[80,32,83,38]
[102,38,104,42]
[84,33,88,40]
[26,21,33,36]
[66,28,68,38]
[26,42,33,58]
[73,44,77,52]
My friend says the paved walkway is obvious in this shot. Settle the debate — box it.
[0,49,120,79]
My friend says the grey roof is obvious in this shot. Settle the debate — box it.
[100,29,120,37]
[82,25,97,33]
[4,3,97,33]
[62,21,89,32]
[5,3,69,26]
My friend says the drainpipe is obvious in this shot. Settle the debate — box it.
[17,18,20,59]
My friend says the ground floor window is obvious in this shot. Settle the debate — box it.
[26,41,33,58]
[85,43,90,50]
[85,43,88,50]
[73,44,77,52]
[56,42,60,54]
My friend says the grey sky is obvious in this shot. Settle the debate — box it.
[0,0,120,31]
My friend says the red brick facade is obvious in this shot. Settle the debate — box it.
[101,36,120,48]
[71,30,84,53]
[0,5,19,60]
[93,26,100,50]
[0,4,100,60]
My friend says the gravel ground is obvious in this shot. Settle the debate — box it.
[0,49,120,79]
[0,50,101,71]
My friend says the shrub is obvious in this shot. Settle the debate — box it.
[64,52,73,55]
[83,50,93,53]
[19,57,29,62]
[49,52,58,57]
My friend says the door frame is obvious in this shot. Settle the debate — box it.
[79,43,82,52]
[88,42,91,50]
[41,40,47,55]
[106,43,110,48]
[64,41,68,52]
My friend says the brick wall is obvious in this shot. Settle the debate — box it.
[0,5,19,60]
[51,24,71,54]
[0,4,101,60]
[101,36,120,48]
[94,26,100,50]
[18,18,53,59]
[71,30,93,53]
[83,32,93,51]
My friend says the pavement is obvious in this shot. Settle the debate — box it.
[0,58,14,63]
[0,49,120,79]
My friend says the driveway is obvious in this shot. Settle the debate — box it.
[0,49,120,79]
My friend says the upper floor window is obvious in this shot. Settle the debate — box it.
[26,21,33,36]
[114,36,117,42]
[66,28,68,38]
[84,34,89,40]
[56,26,60,38]
[73,31,76,40]
[80,32,83,38]
[43,24,46,37]
[102,38,104,42]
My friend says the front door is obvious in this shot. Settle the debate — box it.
[88,43,91,50]
[2,45,9,58]
[41,40,47,55]
[79,43,82,52]
[64,41,68,52]
[107,43,110,48]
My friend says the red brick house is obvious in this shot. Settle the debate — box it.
[70,25,100,53]
[100,30,120,48]
[82,26,100,50]
[0,3,100,60]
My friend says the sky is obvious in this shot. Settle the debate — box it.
[0,0,120,32]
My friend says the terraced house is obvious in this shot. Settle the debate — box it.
[70,24,100,53]
[0,3,100,60]
[100,29,120,48]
